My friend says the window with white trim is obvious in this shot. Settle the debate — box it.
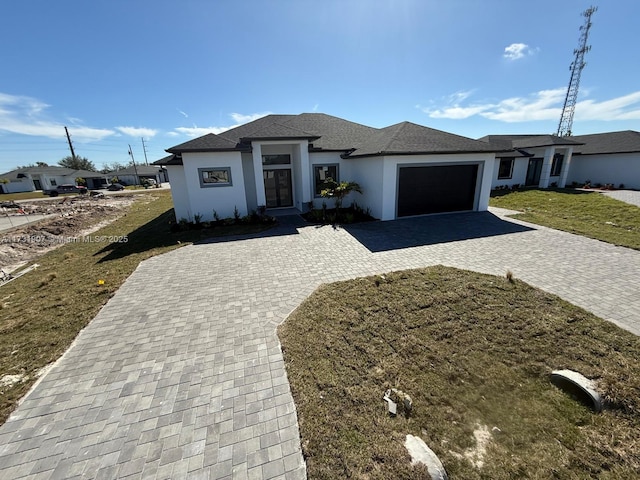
[198,167,232,187]
[550,154,564,177]
[497,158,514,179]
[314,164,339,196]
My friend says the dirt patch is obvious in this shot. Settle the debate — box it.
[0,195,137,271]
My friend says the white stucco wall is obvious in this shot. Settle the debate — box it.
[345,156,385,219]
[1,178,33,193]
[166,165,190,221]
[181,152,247,221]
[492,157,529,189]
[567,153,640,189]
[308,152,346,210]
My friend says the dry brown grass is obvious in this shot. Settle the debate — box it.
[279,266,640,479]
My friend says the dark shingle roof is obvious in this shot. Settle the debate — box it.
[166,114,504,156]
[0,165,105,179]
[166,133,239,153]
[477,134,583,157]
[350,122,501,157]
[153,154,182,166]
[571,130,640,155]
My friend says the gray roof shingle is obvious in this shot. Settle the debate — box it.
[350,122,501,157]
[571,130,640,155]
[166,114,505,156]
[0,165,105,179]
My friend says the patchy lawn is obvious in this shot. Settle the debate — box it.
[0,191,272,424]
[489,188,640,250]
[279,266,640,479]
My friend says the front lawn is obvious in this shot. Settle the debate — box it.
[489,188,640,250]
[279,266,640,479]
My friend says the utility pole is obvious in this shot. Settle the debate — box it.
[141,137,149,166]
[128,144,141,187]
[557,6,597,137]
[64,126,77,161]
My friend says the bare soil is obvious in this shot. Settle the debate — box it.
[0,195,137,271]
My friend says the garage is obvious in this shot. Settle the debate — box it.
[397,164,479,217]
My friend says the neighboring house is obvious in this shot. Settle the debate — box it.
[478,135,583,190]
[567,131,640,190]
[155,113,504,222]
[0,166,108,193]
[108,165,168,186]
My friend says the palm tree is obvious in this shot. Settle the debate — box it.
[320,178,362,223]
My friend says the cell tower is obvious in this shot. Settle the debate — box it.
[556,6,597,137]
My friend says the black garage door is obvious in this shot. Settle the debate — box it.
[397,164,478,217]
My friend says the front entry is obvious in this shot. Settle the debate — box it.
[263,169,293,208]
[525,158,543,186]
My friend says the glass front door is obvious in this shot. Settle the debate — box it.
[263,169,293,208]
[525,158,543,186]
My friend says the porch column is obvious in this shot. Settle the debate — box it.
[539,146,555,188]
[558,147,573,188]
[299,141,311,205]
[252,142,266,207]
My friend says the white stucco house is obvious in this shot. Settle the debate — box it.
[0,166,108,193]
[155,113,504,222]
[567,131,640,189]
[482,130,640,190]
[479,134,583,189]
[107,165,168,186]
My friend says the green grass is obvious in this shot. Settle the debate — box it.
[279,266,640,479]
[489,188,640,250]
[0,191,271,424]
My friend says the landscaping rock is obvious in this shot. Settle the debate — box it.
[550,369,604,412]
[405,434,448,480]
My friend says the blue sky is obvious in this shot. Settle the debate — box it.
[1,0,639,173]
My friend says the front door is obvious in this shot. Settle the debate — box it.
[263,169,293,208]
[525,158,543,186]
[33,179,42,190]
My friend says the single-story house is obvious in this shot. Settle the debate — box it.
[155,113,505,222]
[0,166,108,193]
[107,165,168,186]
[482,130,640,190]
[478,134,583,189]
[567,130,640,189]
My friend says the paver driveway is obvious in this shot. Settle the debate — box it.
[1,210,639,479]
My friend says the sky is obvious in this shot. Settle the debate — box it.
[1,0,639,173]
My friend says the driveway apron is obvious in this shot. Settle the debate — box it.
[0,210,639,479]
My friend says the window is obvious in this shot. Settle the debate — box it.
[198,167,232,187]
[50,179,57,186]
[497,158,514,179]
[550,154,564,176]
[314,164,339,196]
[262,154,291,165]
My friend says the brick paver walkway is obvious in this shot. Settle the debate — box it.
[1,210,639,479]
[601,189,640,208]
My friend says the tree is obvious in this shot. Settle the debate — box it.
[58,155,96,172]
[320,178,362,223]
[100,162,126,174]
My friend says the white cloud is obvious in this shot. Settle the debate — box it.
[229,112,270,124]
[0,92,115,142]
[172,111,272,138]
[503,43,537,60]
[177,109,189,118]
[420,88,640,123]
[115,126,158,138]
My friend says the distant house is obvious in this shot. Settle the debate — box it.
[154,113,503,221]
[107,165,168,186]
[567,131,640,189]
[0,166,108,193]
[482,130,640,190]
[478,135,583,189]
